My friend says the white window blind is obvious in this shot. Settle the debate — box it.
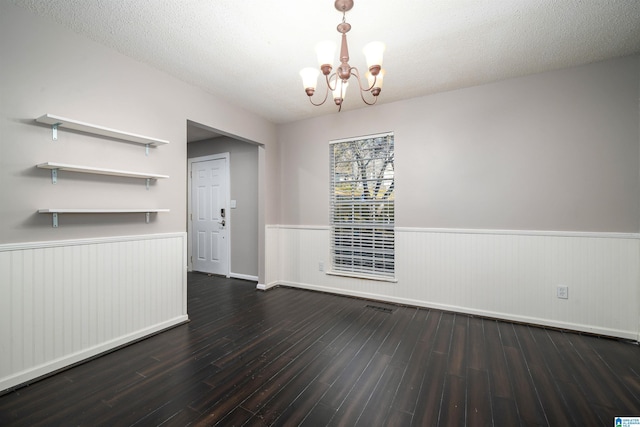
[330,132,395,279]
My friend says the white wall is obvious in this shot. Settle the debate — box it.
[271,55,640,340]
[0,3,277,391]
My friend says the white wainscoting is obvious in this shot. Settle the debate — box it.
[265,225,640,341]
[0,233,188,392]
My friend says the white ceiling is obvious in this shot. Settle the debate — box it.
[12,0,640,125]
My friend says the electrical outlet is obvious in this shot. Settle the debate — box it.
[557,285,568,299]
[318,261,324,272]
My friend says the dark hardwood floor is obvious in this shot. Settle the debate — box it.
[1,273,639,426]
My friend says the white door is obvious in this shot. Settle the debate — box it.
[192,156,229,276]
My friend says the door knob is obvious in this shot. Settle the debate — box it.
[219,219,226,227]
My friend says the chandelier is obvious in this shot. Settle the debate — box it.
[299,0,386,112]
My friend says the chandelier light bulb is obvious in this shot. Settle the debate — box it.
[333,80,349,103]
[367,69,385,89]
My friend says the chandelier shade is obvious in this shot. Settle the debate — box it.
[316,41,337,67]
[363,41,385,70]
[300,0,386,111]
[300,68,320,94]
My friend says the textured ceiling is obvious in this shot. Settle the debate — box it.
[12,0,640,124]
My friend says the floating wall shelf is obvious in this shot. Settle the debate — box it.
[38,208,170,227]
[37,162,169,189]
[34,114,170,227]
[35,114,169,155]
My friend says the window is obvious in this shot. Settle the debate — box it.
[330,132,395,280]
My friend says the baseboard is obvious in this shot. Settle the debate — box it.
[256,281,279,291]
[278,280,638,341]
[230,272,259,282]
[0,315,189,393]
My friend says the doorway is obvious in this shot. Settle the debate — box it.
[186,120,260,282]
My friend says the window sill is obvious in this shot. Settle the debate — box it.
[326,270,398,283]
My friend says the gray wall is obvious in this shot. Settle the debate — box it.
[188,137,259,278]
[277,55,640,232]
[0,3,276,257]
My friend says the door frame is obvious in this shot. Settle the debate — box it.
[187,152,231,276]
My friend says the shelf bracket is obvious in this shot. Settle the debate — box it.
[145,212,150,224]
[145,144,150,156]
[52,123,61,141]
[146,178,150,190]
[52,213,58,228]
[51,168,58,184]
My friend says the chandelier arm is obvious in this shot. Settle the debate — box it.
[308,83,330,107]
[365,95,379,106]
[326,72,338,92]
[350,66,377,92]
[349,67,378,105]
[358,90,379,106]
